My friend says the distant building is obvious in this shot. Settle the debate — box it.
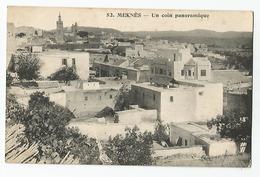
[151,48,211,82]
[193,43,208,54]
[71,22,78,41]
[33,29,43,37]
[184,57,211,81]
[125,44,144,58]
[93,55,150,82]
[56,13,64,44]
[25,45,43,53]
[131,80,223,123]
[7,23,16,67]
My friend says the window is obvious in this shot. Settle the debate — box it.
[181,70,184,76]
[185,139,188,146]
[168,71,172,76]
[201,69,206,76]
[153,94,155,101]
[159,69,163,74]
[109,95,113,99]
[62,58,67,66]
[85,96,88,101]
[99,96,102,100]
[188,70,191,76]
[151,67,154,74]
[173,53,176,61]
[143,92,145,99]
[193,72,194,76]
[72,58,76,66]
[170,96,173,102]
[176,137,183,146]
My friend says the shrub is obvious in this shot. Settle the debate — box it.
[50,66,79,84]
[15,53,40,80]
[6,94,27,125]
[153,120,169,144]
[6,72,13,87]
[7,92,100,164]
[207,109,251,152]
[104,126,153,165]
[114,84,131,111]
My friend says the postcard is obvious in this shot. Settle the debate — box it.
[6,6,253,167]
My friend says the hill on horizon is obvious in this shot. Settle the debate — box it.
[124,29,253,48]
[14,25,253,48]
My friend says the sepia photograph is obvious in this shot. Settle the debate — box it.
[5,6,253,167]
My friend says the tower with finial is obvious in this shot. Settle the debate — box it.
[56,12,64,44]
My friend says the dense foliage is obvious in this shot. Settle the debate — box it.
[6,92,100,164]
[207,109,252,152]
[104,126,154,165]
[114,84,131,111]
[50,66,79,84]
[6,72,13,87]
[153,120,169,144]
[6,94,27,125]
[213,50,253,75]
[15,53,41,80]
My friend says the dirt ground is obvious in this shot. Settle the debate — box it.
[155,153,251,167]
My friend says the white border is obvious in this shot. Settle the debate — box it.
[1,1,259,177]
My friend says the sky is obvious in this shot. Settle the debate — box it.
[7,6,253,32]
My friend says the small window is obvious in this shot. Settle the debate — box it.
[99,95,102,100]
[188,70,191,76]
[201,70,206,76]
[109,95,113,99]
[199,91,204,96]
[181,70,185,76]
[164,70,167,75]
[168,71,172,76]
[143,92,145,99]
[170,96,173,102]
[62,58,67,66]
[193,72,194,76]
[160,69,163,74]
[85,96,88,101]
[185,139,188,146]
[72,58,76,65]
[151,67,154,74]
[153,94,155,101]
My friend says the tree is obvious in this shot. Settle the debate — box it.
[16,53,40,80]
[6,94,27,125]
[6,72,13,87]
[63,127,100,164]
[16,32,26,38]
[6,124,80,164]
[7,92,100,164]
[153,120,169,144]
[104,126,154,165]
[50,66,79,84]
[114,84,131,111]
[207,109,252,152]
[77,31,88,38]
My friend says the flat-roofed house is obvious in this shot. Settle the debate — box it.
[169,122,237,156]
[130,80,223,123]
[38,50,90,80]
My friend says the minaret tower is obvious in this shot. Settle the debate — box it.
[56,12,64,44]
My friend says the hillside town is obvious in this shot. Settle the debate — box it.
[6,12,252,166]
